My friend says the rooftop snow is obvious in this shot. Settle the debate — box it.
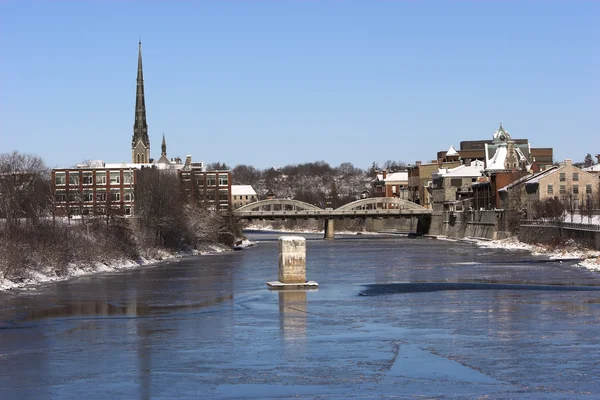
[231,185,257,196]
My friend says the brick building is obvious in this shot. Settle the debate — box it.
[179,167,232,212]
[52,162,138,217]
[373,171,408,199]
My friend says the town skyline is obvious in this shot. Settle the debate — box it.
[1,1,598,169]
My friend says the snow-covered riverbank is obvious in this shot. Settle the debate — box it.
[476,237,600,271]
[0,243,231,292]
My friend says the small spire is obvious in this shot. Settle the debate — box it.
[161,133,167,156]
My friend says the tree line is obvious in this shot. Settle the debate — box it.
[0,151,240,282]
[228,160,407,208]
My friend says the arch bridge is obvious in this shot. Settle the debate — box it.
[235,198,432,239]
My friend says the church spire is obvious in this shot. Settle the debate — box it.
[161,133,167,156]
[132,40,150,163]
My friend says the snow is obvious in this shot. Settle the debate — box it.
[231,185,257,196]
[476,237,600,271]
[0,244,231,292]
[446,145,459,157]
[486,146,508,170]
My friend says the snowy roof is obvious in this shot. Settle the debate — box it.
[384,171,408,182]
[583,163,600,172]
[104,162,184,171]
[232,185,257,196]
[486,146,508,170]
[375,171,408,182]
[446,145,459,157]
[434,160,484,178]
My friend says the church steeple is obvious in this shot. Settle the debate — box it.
[161,133,167,156]
[132,40,150,164]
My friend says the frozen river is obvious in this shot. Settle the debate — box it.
[1,232,600,399]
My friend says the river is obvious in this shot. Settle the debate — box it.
[1,232,600,399]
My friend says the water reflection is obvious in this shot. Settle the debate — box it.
[18,295,234,321]
[278,290,308,341]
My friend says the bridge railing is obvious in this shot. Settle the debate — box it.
[520,219,600,232]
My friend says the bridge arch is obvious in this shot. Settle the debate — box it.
[236,199,323,212]
[335,197,427,211]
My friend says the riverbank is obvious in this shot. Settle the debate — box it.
[476,237,600,271]
[0,242,231,292]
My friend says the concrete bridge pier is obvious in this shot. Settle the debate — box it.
[324,219,335,240]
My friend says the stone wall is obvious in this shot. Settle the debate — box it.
[519,224,600,250]
[439,210,504,240]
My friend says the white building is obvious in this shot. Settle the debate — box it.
[232,185,258,209]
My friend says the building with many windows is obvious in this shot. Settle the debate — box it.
[52,162,138,217]
[179,167,232,212]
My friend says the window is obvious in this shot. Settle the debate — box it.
[573,185,579,195]
[587,184,593,194]
[96,188,107,202]
[68,172,79,185]
[547,185,553,194]
[83,190,93,202]
[218,175,229,186]
[124,189,134,202]
[110,189,121,202]
[180,172,191,181]
[96,172,107,185]
[245,195,249,200]
[451,178,462,187]
[55,190,66,202]
[110,171,120,184]
[55,172,66,186]
[195,174,205,186]
[219,189,229,201]
[219,203,229,211]
[123,171,134,184]
[207,174,216,186]
[82,172,93,185]
[560,185,566,194]
[68,192,79,202]
[573,173,579,182]
[559,173,566,182]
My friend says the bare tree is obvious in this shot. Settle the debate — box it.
[134,168,185,248]
[0,151,50,229]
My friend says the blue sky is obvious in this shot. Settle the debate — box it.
[1,1,598,169]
